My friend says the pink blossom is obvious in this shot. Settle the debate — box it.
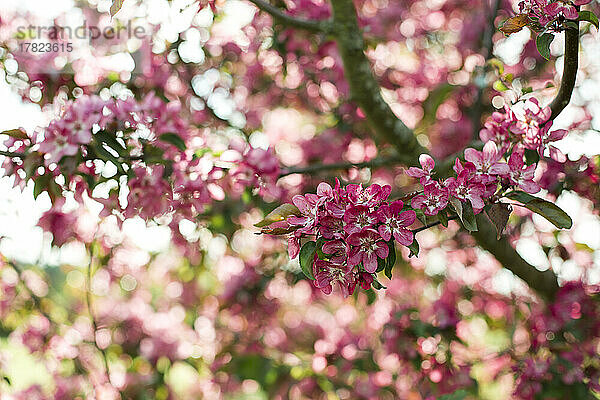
[376,200,416,246]
[507,151,541,194]
[544,1,579,20]
[322,239,348,265]
[313,260,356,297]
[464,141,510,177]
[318,216,345,239]
[287,193,322,235]
[411,182,450,216]
[343,205,379,235]
[406,154,436,184]
[444,170,487,211]
[347,229,389,273]
[346,183,390,207]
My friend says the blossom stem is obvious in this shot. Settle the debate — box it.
[412,215,459,234]
[247,0,333,33]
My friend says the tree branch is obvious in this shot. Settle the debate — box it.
[329,0,428,165]
[549,21,580,119]
[247,0,332,33]
[471,214,559,300]
[280,155,403,177]
[471,0,501,139]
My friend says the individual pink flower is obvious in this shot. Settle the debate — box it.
[444,170,487,211]
[376,200,416,246]
[544,1,578,20]
[411,182,449,216]
[287,193,322,235]
[322,239,348,265]
[464,141,510,177]
[318,216,345,239]
[406,154,436,184]
[313,260,356,297]
[347,229,389,273]
[346,183,390,208]
[343,205,378,235]
[37,207,79,246]
[317,180,346,218]
[507,151,541,194]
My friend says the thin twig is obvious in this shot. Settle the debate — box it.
[412,215,459,234]
[280,156,403,177]
[247,0,332,33]
[85,243,117,395]
[0,150,26,158]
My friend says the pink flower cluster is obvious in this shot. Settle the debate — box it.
[518,0,590,31]
[284,181,416,296]
[406,141,539,217]
[481,98,568,162]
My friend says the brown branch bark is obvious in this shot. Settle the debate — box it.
[329,0,428,166]
[247,0,332,33]
[550,22,580,119]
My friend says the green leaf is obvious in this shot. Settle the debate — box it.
[299,241,316,280]
[578,10,599,29]
[159,133,187,152]
[1,128,28,140]
[523,148,540,165]
[384,241,396,279]
[451,198,477,232]
[506,191,573,229]
[493,80,509,92]
[407,239,419,258]
[522,86,533,94]
[254,203,301,227]
[95,131,127,156]
[421,84,456,125]
[438,209,448,227]
[449,197,463,219]
[316,237,327,259]
[485,202,512,239]
[376,256,386,273]
[414,208,427,226]
[90,143,125,174]
[460,200,478,232]
[536,33,554,60]
[371,276,386,290]
[33,173,51,199]
[110,0,125,17]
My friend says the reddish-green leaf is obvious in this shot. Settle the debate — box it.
[254,204,301,228]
